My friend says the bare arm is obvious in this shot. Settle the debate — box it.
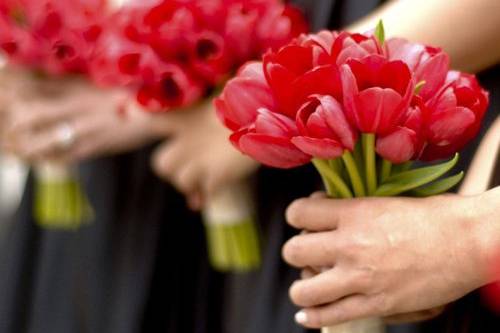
[460,117,500,195]
[348,0,500,73]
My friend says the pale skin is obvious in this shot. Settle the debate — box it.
[1,69,165,164]
[283,184,500,328]
[151,103,258,210]
[349,0,500,73]
[279,0,500,327]
[0,68,258,210]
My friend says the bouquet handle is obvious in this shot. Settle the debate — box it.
[203,180,261,272]
[322,318,385,333]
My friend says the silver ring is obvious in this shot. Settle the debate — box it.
[55,122,76,150]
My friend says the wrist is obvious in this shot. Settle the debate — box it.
[470,187,500,285]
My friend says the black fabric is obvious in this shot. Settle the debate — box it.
[0,147,222,333]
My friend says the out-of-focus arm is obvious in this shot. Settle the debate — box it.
[460,117,500,195]
[348,0,500,73]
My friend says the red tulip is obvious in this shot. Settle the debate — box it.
[375,95,427,163]
[481,252,500,313]
[256,4,308,53]
[230,108,311,169]
[483,282,500,313]
[376,127,418,164]
[420,71,489,161]
[224,3,260,62]
[331,31,383,65]
[386,38,450,101]
[136,63,204,111]
[214,61,276,131]
[341,54,415,135]
[292,95,357,159]
[263,34,343,116]
[189,31,232,84]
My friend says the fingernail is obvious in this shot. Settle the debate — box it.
[295,311,308,325]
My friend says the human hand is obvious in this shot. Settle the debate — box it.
[2,78,162,163]
[152,101,259,210]
[0,67,39,145]
[300,265,446,325]
[282,190,499,328]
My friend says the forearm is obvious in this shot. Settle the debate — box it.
[460,117,500,195]
[347,0,500,73]
[473,186,500,285]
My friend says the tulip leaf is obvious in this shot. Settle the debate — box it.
[410,172,464,197]
[374,153,459,196]
[374,20,385,45]
[392,161,413,175]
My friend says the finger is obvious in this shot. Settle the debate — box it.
[173,162,201,196]
[282,232,338,268]
[16,117,97,162]
[295,294,377,328]
[7,100,80,133]
[301,267,320,279]
[187,191,204,211]
[384,306,446,325]
[310,191,327,199]
[286,197,362,231]
[152,141,185,182]
[289,268,364,308]
[60,114,126,162]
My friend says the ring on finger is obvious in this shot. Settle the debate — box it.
[55,122,76,150]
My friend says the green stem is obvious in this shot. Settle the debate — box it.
[362,134,377,195]
[392,161,414,175]
[341,151,366,197]
[380,159,392,183]
[312,159,353,198]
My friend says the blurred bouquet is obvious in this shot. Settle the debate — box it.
[95,0,307,272]
[0,0,109,228]
[216,21,489,331]
[91,0,308,111]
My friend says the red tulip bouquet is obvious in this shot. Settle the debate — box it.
[0,0,108,228]
[89,0,308,271]
[216,21,489,331]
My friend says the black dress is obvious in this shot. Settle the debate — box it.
[0,147,223,333]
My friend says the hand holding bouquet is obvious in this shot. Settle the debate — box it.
[216,21,489,331]
[88,0,308,271]
[0,0,109,228]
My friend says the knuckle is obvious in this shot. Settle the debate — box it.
[331,306,352,324]
[305,310,323,328]
[290,282,315,307]
[372,293,393,315]
[285,198,308,228]
[352,266,376,291]
[282,237,304,266]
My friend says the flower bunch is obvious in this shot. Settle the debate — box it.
[0,0,108,75]
[90,0,308,111]
[216,22,489,198]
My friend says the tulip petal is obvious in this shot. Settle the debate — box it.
[416,53,449,101]
[292,136,344,160]
[427,106,476,145]
[239,133,311,168]
[214,97,241,131]
[289,65,343,111]
[354,87,404,134]
[317,95,357,150]
[379,60,412,95]
[221,76,275,128]
[376,127,417,164]
[255,108,298,136]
